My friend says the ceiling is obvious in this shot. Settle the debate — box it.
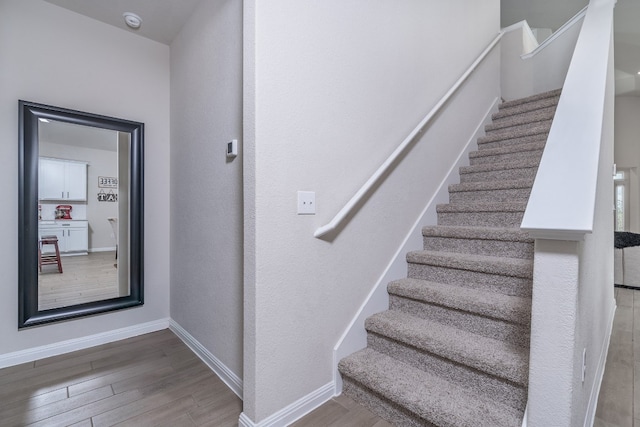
[43,0,202,45]
[43,0,640,95]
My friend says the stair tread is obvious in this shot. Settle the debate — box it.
[339,348,524,427]
[449,179,534,193]
[477,133,548,150]
[460,157,539,174]
[487,105,556,131]
[471,141,546,158]
[422,225,533,242]
[484,119,552,139]
[365,310,529,385]
[406,250,533,279]
[388,278,531,324]
[499,88,562,109]
[494,96,561,121]
[478,122,551,144]
[436,202,528,213]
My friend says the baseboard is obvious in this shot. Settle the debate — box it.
[332,96,500,394]
[238,382,334,427]
[0,318,170,369]
[169,319,243,399]
[583,300,617,427]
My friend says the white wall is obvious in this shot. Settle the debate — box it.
[614,96,640,233]
[170,0,244,381]
[243,0,500,422]
[523,1,616,423]
[501,12,584,101]
[0,1,170,356]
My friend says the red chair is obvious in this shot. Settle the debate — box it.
[39,235,63,273]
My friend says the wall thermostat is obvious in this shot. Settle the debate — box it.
[227,139,238,158]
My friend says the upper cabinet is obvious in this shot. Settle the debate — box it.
[39,158,87,201]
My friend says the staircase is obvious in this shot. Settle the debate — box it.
[338,89,562,427]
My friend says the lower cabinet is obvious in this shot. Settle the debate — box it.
[39,220,88,255]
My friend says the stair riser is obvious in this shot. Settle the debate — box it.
[423,235,534,259]
[460,166,538,183]
[478,134,548,151]
[368,333,527,411]
[389,296,530,347]
[469,150,543,166]
[449,187,531,203]
[407,263,532,297]
[437,211,524,228]
[488,106,556,131]
[495,96,560,119]
[341,378,430,427]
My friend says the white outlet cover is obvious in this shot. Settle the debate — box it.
[297,191,315,215]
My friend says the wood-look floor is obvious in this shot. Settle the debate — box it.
[0,329,241,427]
[594,286,640,427]
[38,251,120,311]
[0,329,390,426]
[292,395,392,427]
[5,288,633,427]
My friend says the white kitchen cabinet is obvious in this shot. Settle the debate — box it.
[39,158,87,201]
[39,220,88,255]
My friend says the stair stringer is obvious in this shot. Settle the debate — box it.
[332,97,500,394]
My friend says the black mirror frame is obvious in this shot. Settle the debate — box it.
[19,100,144,328]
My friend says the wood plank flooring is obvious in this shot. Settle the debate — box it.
[29,309,640,427]
[38,251,120,311]
[0,329,391,426]
[0,329,241,427]
[291,394,392,427]
[594,286,640,427]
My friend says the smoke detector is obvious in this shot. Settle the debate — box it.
[123,12,142,29]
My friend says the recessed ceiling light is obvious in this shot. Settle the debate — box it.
[123,12,142,29]
[38,118,50,123]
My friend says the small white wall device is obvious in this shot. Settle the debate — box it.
[227,139,238,158]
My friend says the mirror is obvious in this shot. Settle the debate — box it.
[19,100,144,328]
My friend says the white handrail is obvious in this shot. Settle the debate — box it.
[314,33,503,238]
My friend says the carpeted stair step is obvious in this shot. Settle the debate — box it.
[388,278,531,347]
[459,157,539,183]
[494,88,562,119]
[469,141,545,166]
[477,121,550,146]
[406,250,533,297]
[339,348,525,427]
[422,225,534,258]
[365,310,529,410]
[436,202,527,228]
[448,179,533,203]
[487,105,557,132]
[477,132,549,151]
[481,120,552,145]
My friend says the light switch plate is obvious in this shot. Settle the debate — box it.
[297,191,315,215]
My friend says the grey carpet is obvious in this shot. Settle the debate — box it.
[338,88,562,426]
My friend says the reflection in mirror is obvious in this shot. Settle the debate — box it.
[19,101,144,328]
[37,120,130,310]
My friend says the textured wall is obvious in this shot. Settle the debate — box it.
[169,0,244,379]
[243,0,500,421]
[0,0,170,355]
